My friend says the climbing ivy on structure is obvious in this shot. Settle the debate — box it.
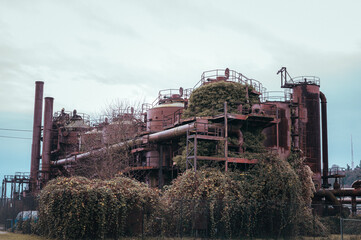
[182,81,259,118]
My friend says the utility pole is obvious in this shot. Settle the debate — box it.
[351,135,354,169]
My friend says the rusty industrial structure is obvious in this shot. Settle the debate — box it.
[1,68,360,216]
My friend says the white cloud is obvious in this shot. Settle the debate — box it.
[0,0,361,169]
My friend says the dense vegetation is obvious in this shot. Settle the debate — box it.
[31,153,331,239]
[37,176,159,239]
[162,154,327,238]
[182,81,259,118]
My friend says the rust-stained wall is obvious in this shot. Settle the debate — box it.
[146,103,184,132]
[262,102,291,160]
[292,84,321,188]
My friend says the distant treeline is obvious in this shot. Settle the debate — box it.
[343,165,361,187]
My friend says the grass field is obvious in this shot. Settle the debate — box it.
[0,232,50,240]
[1,232,361,240]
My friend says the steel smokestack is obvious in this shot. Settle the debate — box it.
[30,81,44,192]
[41,97,54,183]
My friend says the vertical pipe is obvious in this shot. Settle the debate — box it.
[4,181,7,203]
[340,217,343,240]
[320,92,329,188]
[1,180,4,202]
[276,107,279,149]
[158,145,163,189]
[194,135,197,172]
[351,196,356,216]
[186,131,189,170]
[30,81,44,192]
[17,182,20,199]
[42,97,54,183]
[10,182,13,201]
[224,102,228,172]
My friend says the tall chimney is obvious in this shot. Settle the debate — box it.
[30,81,44,192]
[42,97,54,183]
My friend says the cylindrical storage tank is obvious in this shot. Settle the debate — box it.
[81,130,104,151]
[103,123,123,145]
[145,150,170,167]
[146,102,184,132]
[262,102,291,160]
[103,115,138,145]
[62,131,80,153]
[146,151,159,167]
[292,84,321,188]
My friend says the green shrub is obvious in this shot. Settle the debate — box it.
[183,81,259,118]
[22,219,32,234]
[37,157,328,239]
[16,218,23,232]
[30,220,40,235]
[38,176,159,239]
[163,154,326,238]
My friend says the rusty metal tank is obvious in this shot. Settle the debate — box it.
[81,129,104,151]
[146,151,160,167]
[277,69,322,189]
[103,112,139,145]
[145,147,171,167]
[54,109,91,156]
[292,81,321,188]
[146,89,185,132]
[262,102,292,160]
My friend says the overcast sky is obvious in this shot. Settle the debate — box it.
[0,0,360,180]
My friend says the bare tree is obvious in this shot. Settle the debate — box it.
[72,99,145,180]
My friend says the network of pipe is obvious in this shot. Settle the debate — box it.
[28,68,361,215]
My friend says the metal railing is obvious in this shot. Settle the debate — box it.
[53,111,91,125]
[193,69,267,95]
[150,88,190,107]
[144,69,271,113]
[329,166,346,176]
[142,103,152,113]
[262,90,292,102]
[92,113,139,126]
[282,75,320,87]
[162,109,183,128]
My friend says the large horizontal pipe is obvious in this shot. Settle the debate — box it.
[52,120,208,166]
[340,199,361,204]
[315,189,361,198]
[315,189,341,206]
[52,138,142,166]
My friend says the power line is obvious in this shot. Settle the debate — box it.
[0,135,32,140]
[0,128,32,132]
